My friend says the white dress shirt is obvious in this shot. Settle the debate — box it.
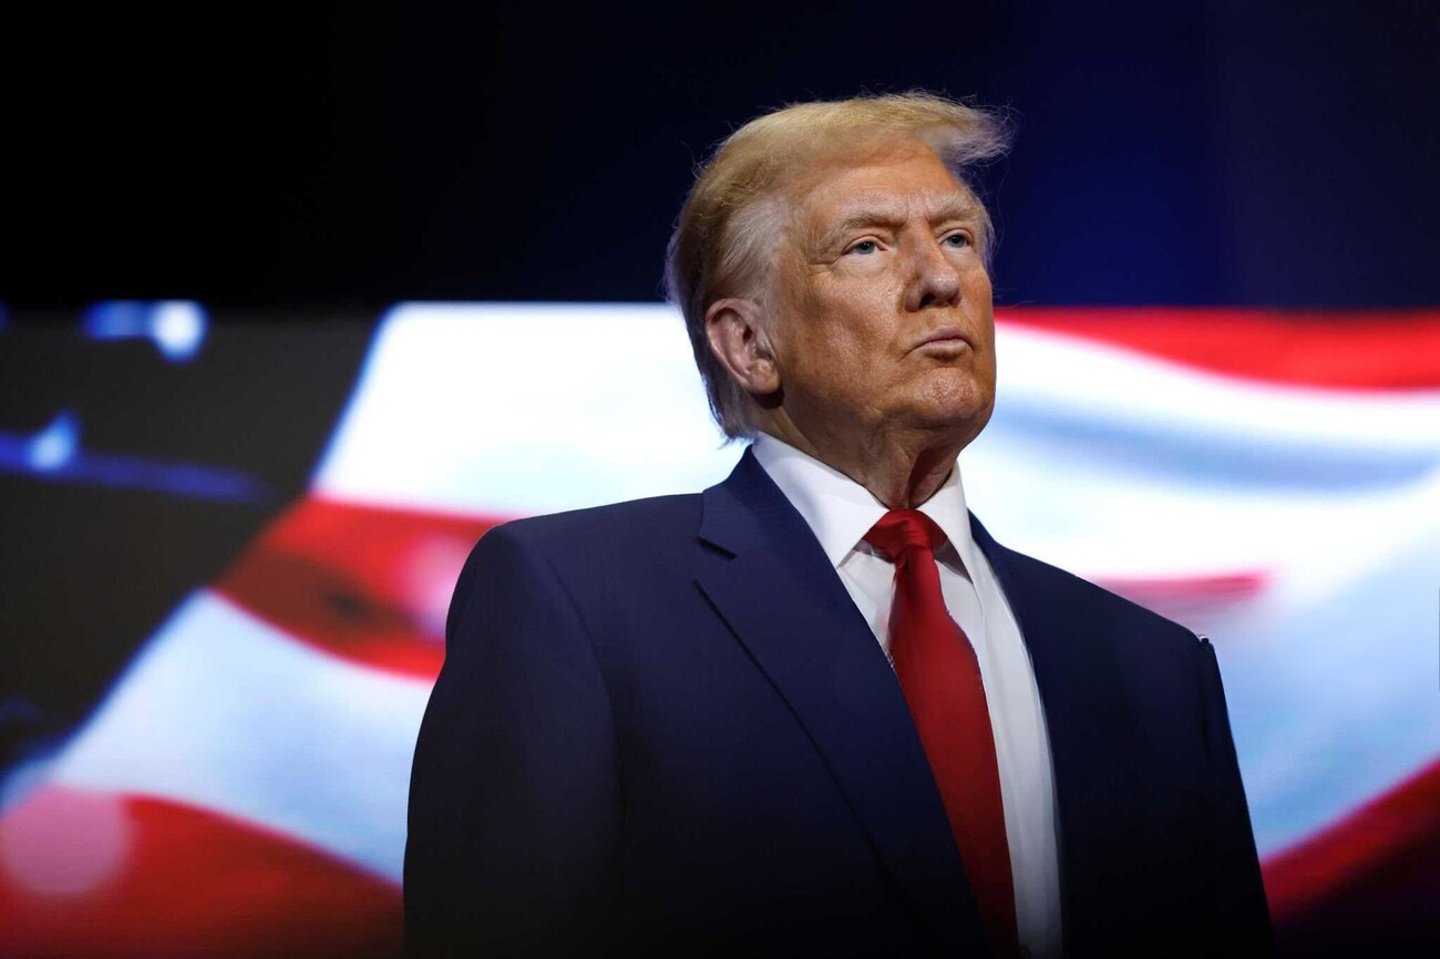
[751,433,1064,959]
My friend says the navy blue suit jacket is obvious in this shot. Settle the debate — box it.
[404,450,1271,956]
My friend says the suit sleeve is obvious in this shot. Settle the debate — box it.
[1195,636,1274,955]
[404,524,621,957]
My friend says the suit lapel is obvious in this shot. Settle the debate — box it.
[970,514,1141,951]
[695,450,986,955]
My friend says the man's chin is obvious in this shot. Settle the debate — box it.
[908,376,994,427]
[894,399,994,447]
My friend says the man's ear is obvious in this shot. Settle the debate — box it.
[705,298,782,396]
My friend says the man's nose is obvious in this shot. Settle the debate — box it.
[905,237,963,311]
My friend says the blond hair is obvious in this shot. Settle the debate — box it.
[665,91,1012,439]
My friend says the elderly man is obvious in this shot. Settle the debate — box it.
[404,93,1271,957]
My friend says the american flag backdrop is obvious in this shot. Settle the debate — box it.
[1,303,1437,956]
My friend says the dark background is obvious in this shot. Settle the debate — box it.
[6,0,1438,308]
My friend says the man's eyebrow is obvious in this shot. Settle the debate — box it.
[813,196,982,251]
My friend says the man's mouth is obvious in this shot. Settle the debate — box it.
[912,326,971,353]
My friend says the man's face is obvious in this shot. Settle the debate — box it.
[767,140,996,449]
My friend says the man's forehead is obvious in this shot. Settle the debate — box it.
[823,191,980,223]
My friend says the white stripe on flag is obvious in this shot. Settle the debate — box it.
[49,591,431,883]
[313,303,742,517]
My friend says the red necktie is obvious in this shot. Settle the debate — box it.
[866,509,1018,957]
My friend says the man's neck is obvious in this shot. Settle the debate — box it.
[755,417,965,509]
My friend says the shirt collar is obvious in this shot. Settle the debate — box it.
[749,432,979,574]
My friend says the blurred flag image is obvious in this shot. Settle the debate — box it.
[1,303,1437,956]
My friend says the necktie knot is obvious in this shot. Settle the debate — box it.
[864,509,945,563]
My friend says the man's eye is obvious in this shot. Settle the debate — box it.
[848,239,879,255]
[944,232,972,248]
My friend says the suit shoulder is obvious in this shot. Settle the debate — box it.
[482,493,701,549]
[460,493,704,587]
[447,493,703,631]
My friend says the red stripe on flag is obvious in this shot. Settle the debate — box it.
[0,785,401,958]
[1092,571,1269,632]
[1262,759,1440,951]
[1000,308,1440,390]
[214,497,508,680]
[1096,571,1268,604]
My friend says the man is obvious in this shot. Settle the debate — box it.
[404,93,1272,957]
